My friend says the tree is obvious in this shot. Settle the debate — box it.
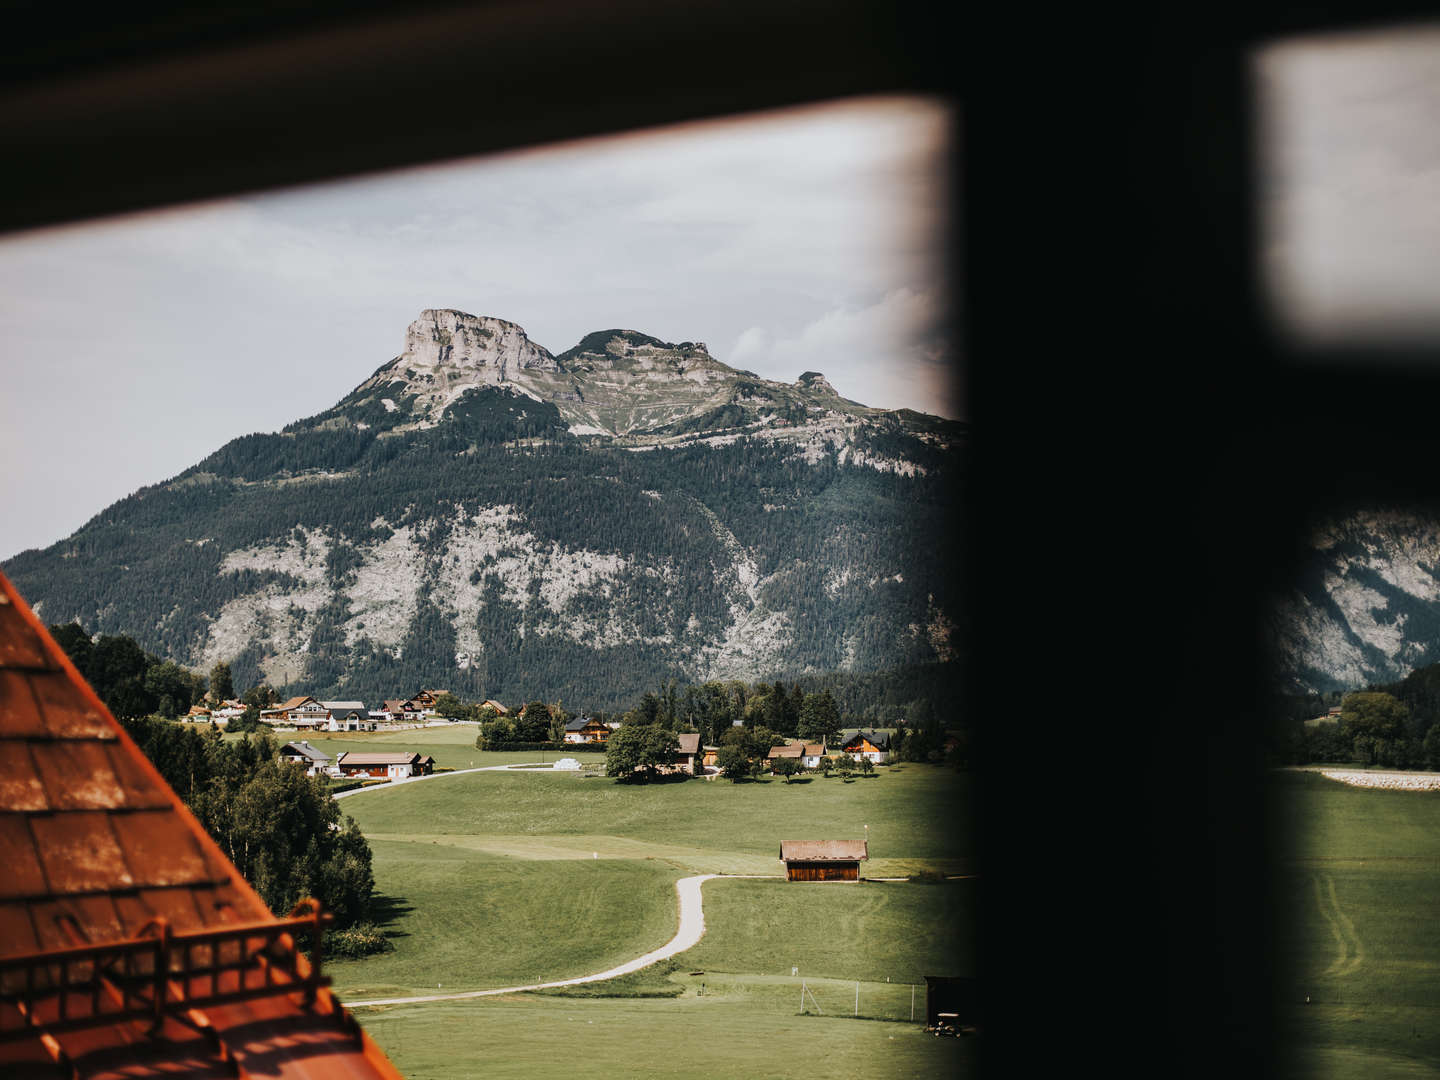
[771,757,805,783]
[517,701,551,742]
[605,724,679,782]
[242,685,278,709]
[716,743,752,782]
[1340,692,1408,742]
[797,691,841,746]
[143,660,196,719]
[49,622,94,678]
[855,754,875,776]
[432,692,473,721]
[209,661,235,704]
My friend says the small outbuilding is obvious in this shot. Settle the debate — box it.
[779,839,868,882]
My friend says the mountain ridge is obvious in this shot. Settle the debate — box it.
[3,309,964,710]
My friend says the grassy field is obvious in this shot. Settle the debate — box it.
[1274,771,1440,1077]
[330,762,973,1078]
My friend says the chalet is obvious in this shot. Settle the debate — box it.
[279,740,333,776]
[674,733,702,775]
[334,751,426,780]
[779,839,869,882]
[702,745,718,769]
[840,729,891,764]
[802,742,826,768]
[267,696,329,728]
[481,699,509,715]
[563,715,611,743]
[323,701,371,731]
[380,699,422,722]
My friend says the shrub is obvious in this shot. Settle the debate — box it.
[326,922,394,959]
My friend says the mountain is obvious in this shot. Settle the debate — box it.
[3,310,965,710]
[1272,508,1440,694]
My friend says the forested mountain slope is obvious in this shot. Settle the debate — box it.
[4,310,965,709]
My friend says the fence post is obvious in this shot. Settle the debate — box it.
[855,981,859,1017]
[911,983,916,1021]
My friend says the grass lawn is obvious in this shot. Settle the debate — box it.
[1274,771,1440,1077]
[355,987,975,1080]
[340,763,970,877]
[683,878,973,985]
[328,841,680,999]
[333,763,972,1077]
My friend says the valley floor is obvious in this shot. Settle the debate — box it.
[328,759,973,1079]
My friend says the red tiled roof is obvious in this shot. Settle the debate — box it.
[0,571,406,1080]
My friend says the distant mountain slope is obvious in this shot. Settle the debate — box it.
[4,310,965,710]
[1272,509,1440,693]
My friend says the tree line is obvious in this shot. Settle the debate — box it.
[47,623,385,952]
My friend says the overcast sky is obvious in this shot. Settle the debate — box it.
[1258,23,1440,345]
[0,94,957,561]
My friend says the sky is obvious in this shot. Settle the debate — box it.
[0,94,958,561]
[1257,23,1440,345]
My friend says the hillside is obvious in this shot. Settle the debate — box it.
[4,310,965,709]
[1272,508,1440,693]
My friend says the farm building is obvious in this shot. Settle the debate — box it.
[279,740,333,776]
[334,751,432,779]
[674,732,702,774]
[840,729,891,764]
[779,839,869,881]
[564,715,612,743]
[0,569,406,1079]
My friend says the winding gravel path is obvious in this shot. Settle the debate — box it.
[343,874,771,1008]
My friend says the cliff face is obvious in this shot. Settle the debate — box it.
[4,310,965,709]
[1272,509,1440,692]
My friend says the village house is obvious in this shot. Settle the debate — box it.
[481,699,509,715]
[380,699,423,722]
[563,715,611,743]
[261,696,330,729]
[322,701,372,731]
[333,751,432,780]
[778,839,869,882]
[278,740,333,776]
[673,732,702,775]
[764,739,828,769]
[840,729,891,764]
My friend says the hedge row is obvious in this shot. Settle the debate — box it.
[476,740,608,752]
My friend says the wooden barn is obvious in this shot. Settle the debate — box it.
[779,839,868,881]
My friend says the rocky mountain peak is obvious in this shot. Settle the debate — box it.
[796,371,837,395]
[402,309,559,377]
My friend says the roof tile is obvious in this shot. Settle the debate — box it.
[0,669,48,737]
[0,900,40,956]
[0,594,49,669]
[30,812,134,895]
[0,744,51,812]
[110,810,220,890]
[0,815,50,899]
[31,741,127,810]
[27,668,115,740]
[102,744,175,810]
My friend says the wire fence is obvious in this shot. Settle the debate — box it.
[796,978,926,1023]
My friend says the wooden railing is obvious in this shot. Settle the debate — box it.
[0,901,332,1042]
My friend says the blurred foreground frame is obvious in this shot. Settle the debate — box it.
[3,2,1436,1078]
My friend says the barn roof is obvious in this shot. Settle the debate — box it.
[676,733,701,754]
[779,840,869,862]
[0,570,405,1080]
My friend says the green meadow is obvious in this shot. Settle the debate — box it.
[331,763,974,1078]
[1275,772,1440,1077]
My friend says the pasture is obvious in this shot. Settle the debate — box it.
[1274,771,1440,1077]
[331,762,973,1078]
